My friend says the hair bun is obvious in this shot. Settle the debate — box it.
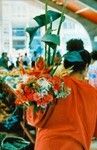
[66,39,84,52]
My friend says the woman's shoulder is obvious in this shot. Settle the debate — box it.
[64,75,97,93]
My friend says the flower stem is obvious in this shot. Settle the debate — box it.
[45,0,48,64]
[47,46,51,66]
[47,17,53,66]
[51,6,65,66]
[57,6,65,35]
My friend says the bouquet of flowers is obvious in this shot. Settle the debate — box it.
[15,57,71,111]
[14,2,72,111]
[0,2,71,113]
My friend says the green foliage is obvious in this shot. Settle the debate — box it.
[34,10,62,27]
[26,1,65,71]
[42,33,60,49]
[26,27,39,49]
[0,76,6,83]
[26,10,63,46]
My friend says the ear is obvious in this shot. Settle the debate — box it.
[85,64,89,71]
[91,59,95,64]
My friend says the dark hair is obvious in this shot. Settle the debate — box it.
[64,50,91,72]
[64,39,91,73]
[66,39,84,51]
[91,51,97,61]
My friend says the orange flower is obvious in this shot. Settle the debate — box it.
[43,94,53,103]
[33,93,41,102]
[15,95,27,105]
[26,92,34,101]
[25,57,51,78]
[49,76,62,91]
[54,56,61,65]
[32,93,53,106]
[19,64,26,75]
[20,83,25,89]
[15,98,23,105]
[24,86,32,94]
[35,57,45,71]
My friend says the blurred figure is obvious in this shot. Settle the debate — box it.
[8,61,15,70]
[0,52,9,69]
[23,53,30,67]
[16,57,20,68]
[87,50,97,88]
[31,51,37,67]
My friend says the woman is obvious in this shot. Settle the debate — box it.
[26,41,97,150]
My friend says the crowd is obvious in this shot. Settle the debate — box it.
[0,51,38,70]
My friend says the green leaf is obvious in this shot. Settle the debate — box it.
[33,103,39,112]
[42,34,60,48]
[26,27,39,48]
[34,10,62,27]
[0,76,6,83]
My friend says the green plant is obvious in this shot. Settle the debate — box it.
[26,1,65,74]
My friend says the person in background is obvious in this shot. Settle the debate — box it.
[0,52,9,69]
[31,51,38,67]
[23,53,30,67]
[8,61,15,70]
[87,50,97,88]
[16,57,20,68]
[26,39,97,150]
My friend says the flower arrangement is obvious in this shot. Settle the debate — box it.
[15,57,71,111]
[0,1,71,113]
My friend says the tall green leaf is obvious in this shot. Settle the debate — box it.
[51,6,65,66]
[26,27,39,48]
[34,10,62,27]
[42,33,60,49]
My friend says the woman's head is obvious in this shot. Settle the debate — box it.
[66,39,84,51]
[64,39,91,73]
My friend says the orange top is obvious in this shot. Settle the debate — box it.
[26,76,97,150]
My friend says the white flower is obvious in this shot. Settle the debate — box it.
[37,77,51,90]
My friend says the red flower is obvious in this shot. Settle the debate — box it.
[15,95,27,105]
[42,94,53,103]
[33,93,41,102]
[26,57,51,78]
[24,86,32,94]
[33,93,53,106]
[26,92,34,101]
[49,76,62,91]
[20,83,25,89]
[35,57,45,71]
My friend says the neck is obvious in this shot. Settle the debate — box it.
[70,72,85,80]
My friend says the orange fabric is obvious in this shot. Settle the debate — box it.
[26,103,56,127]
[26,76,97,150]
